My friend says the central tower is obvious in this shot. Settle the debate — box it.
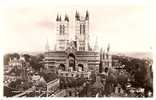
[75,11,89,51]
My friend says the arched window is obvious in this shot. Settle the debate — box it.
[104,67,108,73]
[62,25,65,35]
[80,24,83,34]
[59,25,65,35]
[106,54,109,59]
[59,64,65,71]
[59,25,62,35]
[68,53,76,71]
[83,24,85,34]
[78,64,84,71]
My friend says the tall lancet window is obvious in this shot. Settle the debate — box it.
[83,24,85,34]
[80,24,85,34]
[60,25,65,35]
[80,24,83,34]
[62,25,65,35]
[59,25,62,35]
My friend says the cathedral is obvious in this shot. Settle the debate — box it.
[43,11,112,77]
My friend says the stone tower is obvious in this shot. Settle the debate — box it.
[99,44,112,73]
[75,11,89,51]
[56,14,69,51]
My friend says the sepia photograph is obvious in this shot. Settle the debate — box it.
[1,0,154,98]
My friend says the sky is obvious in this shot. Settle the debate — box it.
[0,0,155,54]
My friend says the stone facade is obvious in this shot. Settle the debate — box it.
[43,11,112,75]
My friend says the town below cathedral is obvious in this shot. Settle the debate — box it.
[3,11,153,97]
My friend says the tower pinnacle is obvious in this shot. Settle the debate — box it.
[94,36,99,51]
[75,11,80,20]
[56,14,60,21]
[64,14,69,22]
[85,10,89,20]
[45,38,50,52]
[107,43,110,52]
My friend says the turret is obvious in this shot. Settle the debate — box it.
[56,14,61,21]
[64,14,69,22]
[94,36,99,51]
[56,13,69,51]
[75,10,89,51]
[85,10,89,20]
[56,14,59,21]
[99,48,103,73]
[103,49,105,60]
[45,38,50,52]
[75,11,80,21]
[59,16,61,21]
[107,43,110,53]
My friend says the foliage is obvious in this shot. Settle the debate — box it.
[28,54,44,70]
[4,53,11,65]
[112,55,153,89]
[4,53,20,65]
[12,53,20,59]
[23,54,31,62]
[41,72,58,83]
[90,71,96,84]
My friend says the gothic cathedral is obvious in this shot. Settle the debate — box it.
[43,11,112,77]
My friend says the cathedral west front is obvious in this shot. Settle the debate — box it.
[43,11,112,77]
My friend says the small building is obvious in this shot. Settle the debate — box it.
[115,83,124,94]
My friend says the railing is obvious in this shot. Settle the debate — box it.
[13,88,34,97]
[13,79,60,97]
[47,79,59,86]
[53,89,66,97]
[58,71,91,78]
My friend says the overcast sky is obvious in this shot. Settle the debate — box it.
[0,1,155,53]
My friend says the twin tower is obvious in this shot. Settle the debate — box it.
[56,11,89,51]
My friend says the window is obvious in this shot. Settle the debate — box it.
[83,24,85,34]
[80,24,83,34]
[62,25,65,35]
[59,25,65,35]
[59,25,62,35]
[106,54,109,59]
[80,24,85,34]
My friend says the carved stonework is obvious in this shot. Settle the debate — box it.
[65,41,76,55]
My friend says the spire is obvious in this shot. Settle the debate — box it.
[75,10,80,20]
[45,38,50,52]
[94,36,99,51]
[64,14,69,22]
[99,48,103,73]
[56,13,60,21]
[107,43,110,52]
[100,48,103,60]
[103,49,105,60]
[59,15,61,21]
[85,10,89,20]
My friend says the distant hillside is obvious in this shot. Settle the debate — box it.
[111,52,153,60]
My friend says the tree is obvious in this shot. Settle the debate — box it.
[4,53,12,65]
[42,72,57,83]
[117,70,129,89]
[29,56,41,70]
[12,53,20,60]
[29,54,44,71]
[104,68,118,96]
[23,54,31,62]
[90,71,96,84]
